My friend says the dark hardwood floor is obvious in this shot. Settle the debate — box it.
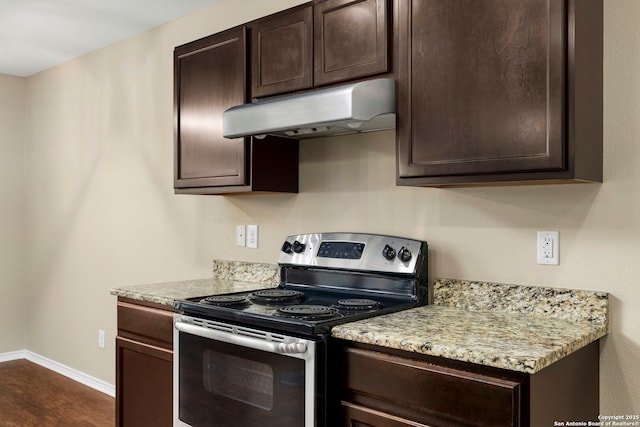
[0,359,114,426]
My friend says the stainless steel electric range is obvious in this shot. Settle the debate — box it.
[173,232,428,427]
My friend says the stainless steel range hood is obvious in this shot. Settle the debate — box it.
[223,78,395,139]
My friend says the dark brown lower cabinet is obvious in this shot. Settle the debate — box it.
[336,341,599,427]
[116,298,174,427]
[342,402,430,427]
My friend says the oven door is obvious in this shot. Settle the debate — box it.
[173,314,319,427]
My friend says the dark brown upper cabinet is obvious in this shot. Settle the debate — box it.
[396,0,603,187]
[314,0,390,87]
[174,26,298,194]
[250,1,391,99]
[251,4,313,98]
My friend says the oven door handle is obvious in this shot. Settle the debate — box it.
[175,320,309,355]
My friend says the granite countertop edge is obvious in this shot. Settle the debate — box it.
[331,306,608,374]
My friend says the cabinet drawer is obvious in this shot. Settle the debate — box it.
[342,401,429,427]
[343,347,520,427]
[117,301,174,349]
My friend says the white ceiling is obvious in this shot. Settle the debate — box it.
[0,0,224,77]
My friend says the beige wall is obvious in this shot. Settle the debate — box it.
[0,74,26,353]
[16,0,640,414]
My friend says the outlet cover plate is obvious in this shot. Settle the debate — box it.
[98,330,106,349]
[537,231,559,265]
[247,225,258,249]
[236,225,246,247]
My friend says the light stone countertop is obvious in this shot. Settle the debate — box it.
[110,277,275,307]
[110,260,279,307]
[331,304,607,374]
[110,263,609,374]
[331,279,609,374]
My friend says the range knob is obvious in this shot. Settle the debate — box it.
[292,240,306,253]
[382,244,396,261]
[398,247,412,263]
[281,241,293,254]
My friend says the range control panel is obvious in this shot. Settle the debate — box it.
[278,232,427,275]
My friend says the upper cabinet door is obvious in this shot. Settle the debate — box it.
[251,4,313,98]
[174,27,248,189]
[314,0,390,86]
[396,0,603,186]
[399,0,564,179]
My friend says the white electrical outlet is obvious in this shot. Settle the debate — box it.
[98,330,106,349]
[537,231,559,265]
[247,225,258,249]
[236,225,246,247]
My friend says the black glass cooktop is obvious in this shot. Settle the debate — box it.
[174,285,418,336]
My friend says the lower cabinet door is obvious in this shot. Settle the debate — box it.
[342,402,430,427]
[116,337,173,427]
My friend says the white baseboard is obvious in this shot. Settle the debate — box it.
[0,350,115,397]
[0,350,28,363]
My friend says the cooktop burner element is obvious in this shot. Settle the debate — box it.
[200,295,249,307]
[276,305,341,320]
[248,289,305,305]
[336,298,382,311]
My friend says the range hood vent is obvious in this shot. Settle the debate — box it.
[223,78,395,139]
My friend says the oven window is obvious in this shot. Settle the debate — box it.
[203,351,274,410]
[178,331,309,427]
